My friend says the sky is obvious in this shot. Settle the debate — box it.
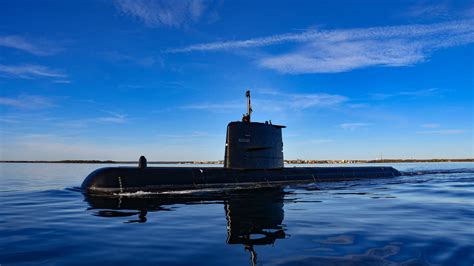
[0,0,473,161]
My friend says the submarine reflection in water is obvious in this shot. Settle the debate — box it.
[84,188,286,265]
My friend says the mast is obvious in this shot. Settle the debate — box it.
[242,90,252,123]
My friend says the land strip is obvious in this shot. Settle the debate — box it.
[1,159,472,164]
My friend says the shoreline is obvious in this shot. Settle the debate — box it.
[1,159,472,164]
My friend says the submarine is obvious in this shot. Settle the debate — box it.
[82,90,401,194]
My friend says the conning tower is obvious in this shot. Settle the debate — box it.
[224,90,285,169]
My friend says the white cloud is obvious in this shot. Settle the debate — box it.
[169,19,474,73]
[0,64,67,79]
[114,0,208,28]
[0,35,59,56]
[258,40,427,74]
[0,95,55,109]
[340,123,371,130]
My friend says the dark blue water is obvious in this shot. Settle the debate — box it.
[1,162,473,265]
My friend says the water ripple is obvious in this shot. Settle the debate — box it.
[1,162,473,265]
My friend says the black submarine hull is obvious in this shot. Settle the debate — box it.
[81,166,401,194]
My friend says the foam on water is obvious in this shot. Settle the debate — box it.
[401,168,474,176]
[114,188,225,197]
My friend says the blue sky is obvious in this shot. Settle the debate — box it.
[0,0,473,161]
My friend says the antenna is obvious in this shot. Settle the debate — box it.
[242,90,252,122]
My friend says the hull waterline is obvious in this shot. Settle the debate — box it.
[82,166,401,194]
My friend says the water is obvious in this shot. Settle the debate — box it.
[1,162,473,265]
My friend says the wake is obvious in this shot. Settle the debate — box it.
[401,168,474,176]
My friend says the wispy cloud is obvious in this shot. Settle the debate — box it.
[256,90,348,111]
[0,95,55,109]
[417,129,466,135]
[466,7,474,18]
[59,112,128,128]
[157,131,223,141]
[0,116,20,123]
[96,112,127,124]
[181,102,241,110]
[0,35,59,56]
[347,103,369,109]
[181,90,348,112]
[0,64,67,79]
[420,123,440,128]
[286,93,347,108]
[114,0,209,28]
[370,88,439,100]
[169,19,474,73]
[167,30,318,52]
[1,134,139,161]
[103,51,160,67]
[340,123,371,130]
[1,133,222,161]
[404,3,451,20]
[52,79,71,84]
[292,138,335,145]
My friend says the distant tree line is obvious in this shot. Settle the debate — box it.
[1,158,472,164]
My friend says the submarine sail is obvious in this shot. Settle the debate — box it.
[225,91,285,169]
